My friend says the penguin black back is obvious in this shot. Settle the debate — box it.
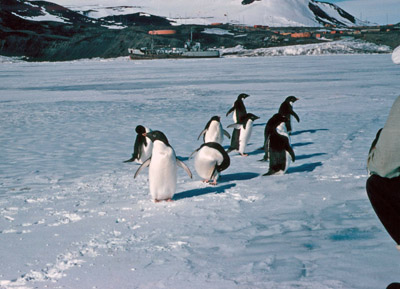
[200,142,230,172]
[278,96,300,133]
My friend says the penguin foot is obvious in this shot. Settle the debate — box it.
[240,153,249,157]
[209,180,217,186]
[153,198,173,203]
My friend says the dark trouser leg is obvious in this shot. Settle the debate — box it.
[366,174,400,245]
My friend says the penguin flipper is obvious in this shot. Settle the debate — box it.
[176,159,193,179]
[123,156,136,163]
[189,148,200,159]
[134,158,151,178]
[223,129,231,139]
[227,123,242,129]
[226,106,234,117]
[286,145,295,162]
[197,129,207,141]
[292,111,300,123]
[209,165,218,180]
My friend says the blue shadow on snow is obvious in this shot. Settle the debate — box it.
[174,183,236,201]
[292,142,313,147]
[296,153,327,160]
[291,129,328,136]
[219,172,260,183]
[287,162,322,173]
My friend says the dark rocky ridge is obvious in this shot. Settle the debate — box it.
[1,0,399,61]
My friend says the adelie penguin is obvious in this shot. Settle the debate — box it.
[191,142,230,185]
[198,116,230,145]
[227,113,260,156]
[261,113,288,161]
[263,114,295,176]
[278,96,300,134]
[124,125,153,164]
[226,93,249,123]
[226,93,250,153]
[134,131,192,202]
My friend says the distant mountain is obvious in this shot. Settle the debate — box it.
[2,0,396,61]
[64,0,369,27]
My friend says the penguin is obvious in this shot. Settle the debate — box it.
[278,96,300,134]
[134,130,192,202]
[191,142,230,185]
[226,93,249,123]
[226,93,250,153]
[261,113,288,161]
[227,113,260,156]
[198,116,231,145]
[124,125,153,164]
[263,115,295,176]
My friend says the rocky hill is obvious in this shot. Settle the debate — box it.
[0,0,399,61]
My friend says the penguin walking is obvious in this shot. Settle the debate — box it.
[278,96,300,134]
[228,113,259,156]
[261,114,288,161]
[134,131,192,202]
[124,125,153,164]
[198,116,230,145]
[263,115,295,176]
[191,142,230,185]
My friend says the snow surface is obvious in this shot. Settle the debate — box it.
[1,54,400,289]
[221,39,391,57]
[12,6,71,24]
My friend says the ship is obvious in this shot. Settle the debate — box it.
[128,31,220,60]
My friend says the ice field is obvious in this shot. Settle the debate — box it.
[1,54,400,288]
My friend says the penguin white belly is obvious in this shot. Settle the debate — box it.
[204,122,223,144]
[138,139,153,163]
[239,120,253,154]
[233,110,237,123]
[149,142,177,201]
[276,122,290,143]
[194,146,223,180]
[282,151,291,173]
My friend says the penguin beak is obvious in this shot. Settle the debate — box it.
[142,133,147,137]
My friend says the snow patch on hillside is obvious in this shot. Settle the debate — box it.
[221,39,391,57]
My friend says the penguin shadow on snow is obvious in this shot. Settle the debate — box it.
[290,128,328,136]
[218,172,260,183]
[177,156,189,162]
[295,152,327,160]
[292,142,313,148]
[252,122,267,127]
[286,162,323,173]
[174,183,236,201]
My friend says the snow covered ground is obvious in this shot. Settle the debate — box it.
[1,54,400,289]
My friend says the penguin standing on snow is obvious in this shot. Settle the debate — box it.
[226,93,249,123]
[261,113,288,161]
[198,116,231,145]
[124,125,153,164]
[134,130,192,202]
[263,115,295,176]
[226,93,250,152]
[228,113,259,156]
[278,96,300,134]
[191,142,230,185]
